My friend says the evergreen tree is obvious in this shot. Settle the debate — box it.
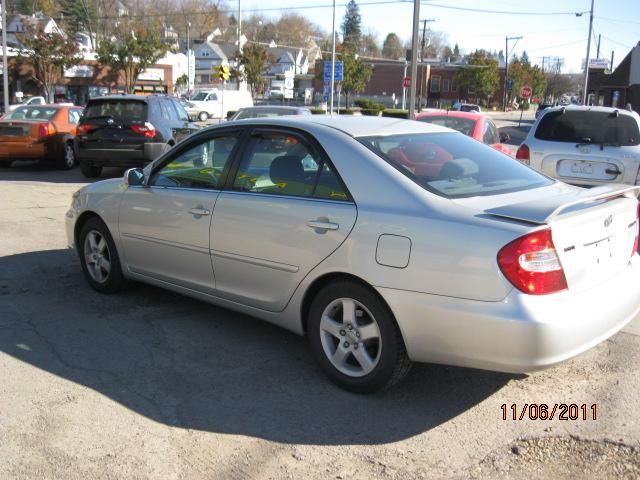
[453,43,460,60]
[520,50,530,65]
[382,33,403,59]
[60,0,97,48]
[341,0,362,53]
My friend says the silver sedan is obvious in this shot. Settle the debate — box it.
[66,116,640,392]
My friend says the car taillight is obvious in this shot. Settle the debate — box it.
[516,143,530,163]
[632,201,640,257]
[498,228,568,295]
[130,122,156,138]
[37,122,54,139]
[77,124,95,134]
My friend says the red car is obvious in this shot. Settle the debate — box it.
[415,110,513,156]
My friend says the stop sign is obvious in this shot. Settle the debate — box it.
[402,76,411,88]
[520,86,532,98]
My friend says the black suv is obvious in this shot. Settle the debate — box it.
[75,94,199,178]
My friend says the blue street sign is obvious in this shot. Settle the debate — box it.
[324,61,344,81]
[506,78,513,92]
[323,95,329,102]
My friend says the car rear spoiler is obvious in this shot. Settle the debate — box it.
[485,185,640,225]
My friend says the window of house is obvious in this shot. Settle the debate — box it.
[451,80,458,92]
[443,79,450,93]
[430,75,441,93]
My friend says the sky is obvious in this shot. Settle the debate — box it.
[241,0,640,73]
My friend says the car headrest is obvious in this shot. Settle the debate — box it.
[270,155,305,184]
[439,158,479,180]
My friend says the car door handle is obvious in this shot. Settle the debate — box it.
[189,207,211,216]
[605,167,621,175]
[306,220,339,231]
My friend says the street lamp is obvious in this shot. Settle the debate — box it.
[502,35,522,111]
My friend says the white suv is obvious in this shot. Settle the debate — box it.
[516,105,640,186]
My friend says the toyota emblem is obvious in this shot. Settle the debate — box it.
[604,214,613,228]
[106,118,114,125]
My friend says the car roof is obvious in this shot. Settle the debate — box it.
[416,110,485,121]
[87,95,152,102]
[541,104,638,117]
[223,115,451,137]
[238,106,308,112]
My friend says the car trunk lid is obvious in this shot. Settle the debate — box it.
[484,185,639,292]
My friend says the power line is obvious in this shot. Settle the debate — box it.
[417,1,589,17]
[600,35,633,50]
[527,39,586,53]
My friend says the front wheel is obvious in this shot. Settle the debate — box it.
[78,217,126,293]
[198,111,209,122]
[308,281,412,393]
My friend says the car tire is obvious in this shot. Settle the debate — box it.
[198,111,209,122]
[78,217,126,294]
[58,141,76,170]
[308,281,412,393]
[80,160,102,178]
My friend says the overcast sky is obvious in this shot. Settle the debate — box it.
[241,0,639,73]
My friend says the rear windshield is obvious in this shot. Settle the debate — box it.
[535,110,640,146]
[417,116,476,136]
[358,132,552,198]
[234,108,302,120]
[4,107,58,120]
[84,100,147,121]
[460,105,479,112]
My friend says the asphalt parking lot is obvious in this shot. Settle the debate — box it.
[0,153,639,479]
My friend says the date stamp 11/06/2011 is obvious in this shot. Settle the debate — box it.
[501,403,598,421]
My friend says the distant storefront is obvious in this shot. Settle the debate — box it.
[5,58,173,106]
[588,42,640,113]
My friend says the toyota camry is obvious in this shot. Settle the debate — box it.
[66,116,640,392]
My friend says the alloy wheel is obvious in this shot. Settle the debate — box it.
[83,230,111,283]
[319,297,382,377]
[64,143,75,168]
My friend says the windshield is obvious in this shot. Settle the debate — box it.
[4,107,58,120]
[417,116,477,136]
[535,110,640,146]
[191,92,210,101]
[358,132,552,198]
[84,100,146,121]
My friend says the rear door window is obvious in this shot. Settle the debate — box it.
[535,110,640,146]
[482,120,500,145]
[359,132,552,198]
[84,100,147,122]
[418,116,476,136]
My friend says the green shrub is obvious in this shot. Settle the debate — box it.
[382,109,409,119]
[310,108,326,115]
[339,109,355,115]
[354,98,385,111]
[360,109,381,116]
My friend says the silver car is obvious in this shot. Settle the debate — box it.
[517,105,640,186]
[66,116,640,392]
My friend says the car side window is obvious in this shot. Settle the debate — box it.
[233,132,349,200]
[158,98,173,122]
[170,99,190,122]
[483,120,500,145]
[149,135,238,190]
[68,109,81,124]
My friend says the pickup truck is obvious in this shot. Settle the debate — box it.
[8,96,46,112]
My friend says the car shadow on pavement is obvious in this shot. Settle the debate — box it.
[0,161,123,184]
[0,249,521,445]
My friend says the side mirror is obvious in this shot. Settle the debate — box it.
[499,132,511,143]
[124,168,145,186]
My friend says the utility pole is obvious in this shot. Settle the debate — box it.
[402,60,408,110]
[610,50,615,71]
[186,22,191,93]
[330,0,336,116]
[1,0,7,114]
[409,0,420,119]
[582,0,595,105]
[417,18,435,112]
[502,35,522,111]
[237,0,242,54]
[596,33,601,58]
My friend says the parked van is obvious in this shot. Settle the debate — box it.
[186,89,253,122]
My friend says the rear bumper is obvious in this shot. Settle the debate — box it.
[75,142,165,167]
[379,255,640,373]
[0,141,52,160]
